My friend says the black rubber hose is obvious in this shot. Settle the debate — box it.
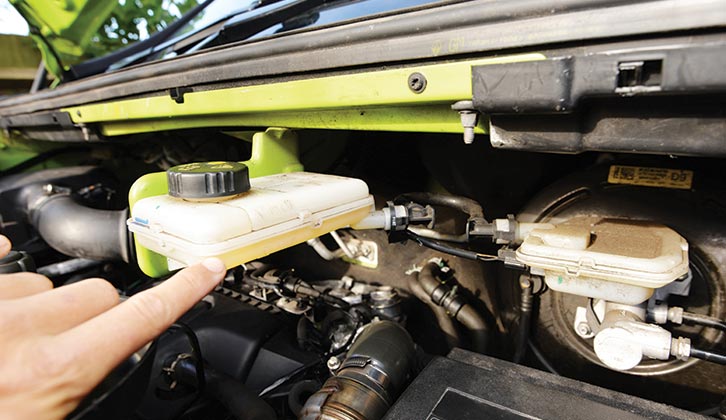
[175,358,276,420]
[690,347,726,365]
[287,380,321,417]
[513,278,534,363]
[417,262,489,353]
[397,192,485,219]
[456,305,489,354]
[407,274,461,349]
[682,312,726,332]
[29,192,130,262]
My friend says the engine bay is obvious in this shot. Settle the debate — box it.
[0,128,724,419]
[4,3,726,415]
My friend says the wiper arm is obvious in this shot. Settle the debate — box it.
[67,0,216,80]
[206,0,327,48]
[98,0,318,73]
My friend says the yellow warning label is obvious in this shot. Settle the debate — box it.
[608,165,693,190]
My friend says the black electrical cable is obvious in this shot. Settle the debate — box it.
[405,230,498,261]
[690,347,726,365]
[258,359,323,397]
[682,312,726,332]
[527,340,560,375]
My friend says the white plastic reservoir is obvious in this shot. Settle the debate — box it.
[128,172,374,269]
[515,217,689,305]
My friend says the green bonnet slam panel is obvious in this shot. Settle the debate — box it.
[128,127,304,277]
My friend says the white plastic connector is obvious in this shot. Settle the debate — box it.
[670,336,691,361]
[593,305,672,371]
[351,210,387,230]
[649,304,684,325]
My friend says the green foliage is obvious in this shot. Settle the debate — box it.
[85,0,199,58]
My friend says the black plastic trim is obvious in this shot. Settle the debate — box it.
[472,44,726,114]
[1,0,725,116]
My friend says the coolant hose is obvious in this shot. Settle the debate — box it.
[417,262,489,353]
[456,305,489,354]
[407,274,461,349]
[175,358,276,420]
[396,192,484,219]
[300,321,416,420]
[28,190,130,262]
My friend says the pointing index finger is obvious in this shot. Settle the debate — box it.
[53,258,226,385]
[0,235,11,258]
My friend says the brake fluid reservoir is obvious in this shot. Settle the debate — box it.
[128,162,374,269]
[515,217,689,305]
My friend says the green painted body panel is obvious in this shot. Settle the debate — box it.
[131,128,304,277]
[98,105,486,136]
[0,144,37,171]
[64,53,544,135]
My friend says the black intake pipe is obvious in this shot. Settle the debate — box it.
[300,321,416,420]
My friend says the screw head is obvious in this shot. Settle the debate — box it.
[408,72,427,93]
[577,323,592,336]
[327,356,341,371]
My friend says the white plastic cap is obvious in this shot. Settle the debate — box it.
[594,326,643,371]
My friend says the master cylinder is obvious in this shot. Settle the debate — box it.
[128,161,374,272]
[515,217,692,371]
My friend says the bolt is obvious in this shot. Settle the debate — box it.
[42,184,54,195]
[577,322,592,336]
[451,101,480,144]
[408,72,427,93]
[327,356,341,372]
[459,110,478,144]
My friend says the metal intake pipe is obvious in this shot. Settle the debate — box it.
[27,185,130,262]
[300,321,416,420]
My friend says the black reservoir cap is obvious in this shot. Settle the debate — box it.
[167,161,250,200]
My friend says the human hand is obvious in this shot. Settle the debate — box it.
[0,234,226,420]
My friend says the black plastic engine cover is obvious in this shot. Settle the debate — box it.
[135,290,317,420]
[385,349,703,420]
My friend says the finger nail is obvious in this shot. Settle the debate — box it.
[0,235,10,251]
[201,258,226,273]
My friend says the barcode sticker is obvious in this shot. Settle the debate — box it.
[608,165,693,190]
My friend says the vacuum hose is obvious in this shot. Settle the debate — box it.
[300,321,416,420]
[27,186,130,262]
